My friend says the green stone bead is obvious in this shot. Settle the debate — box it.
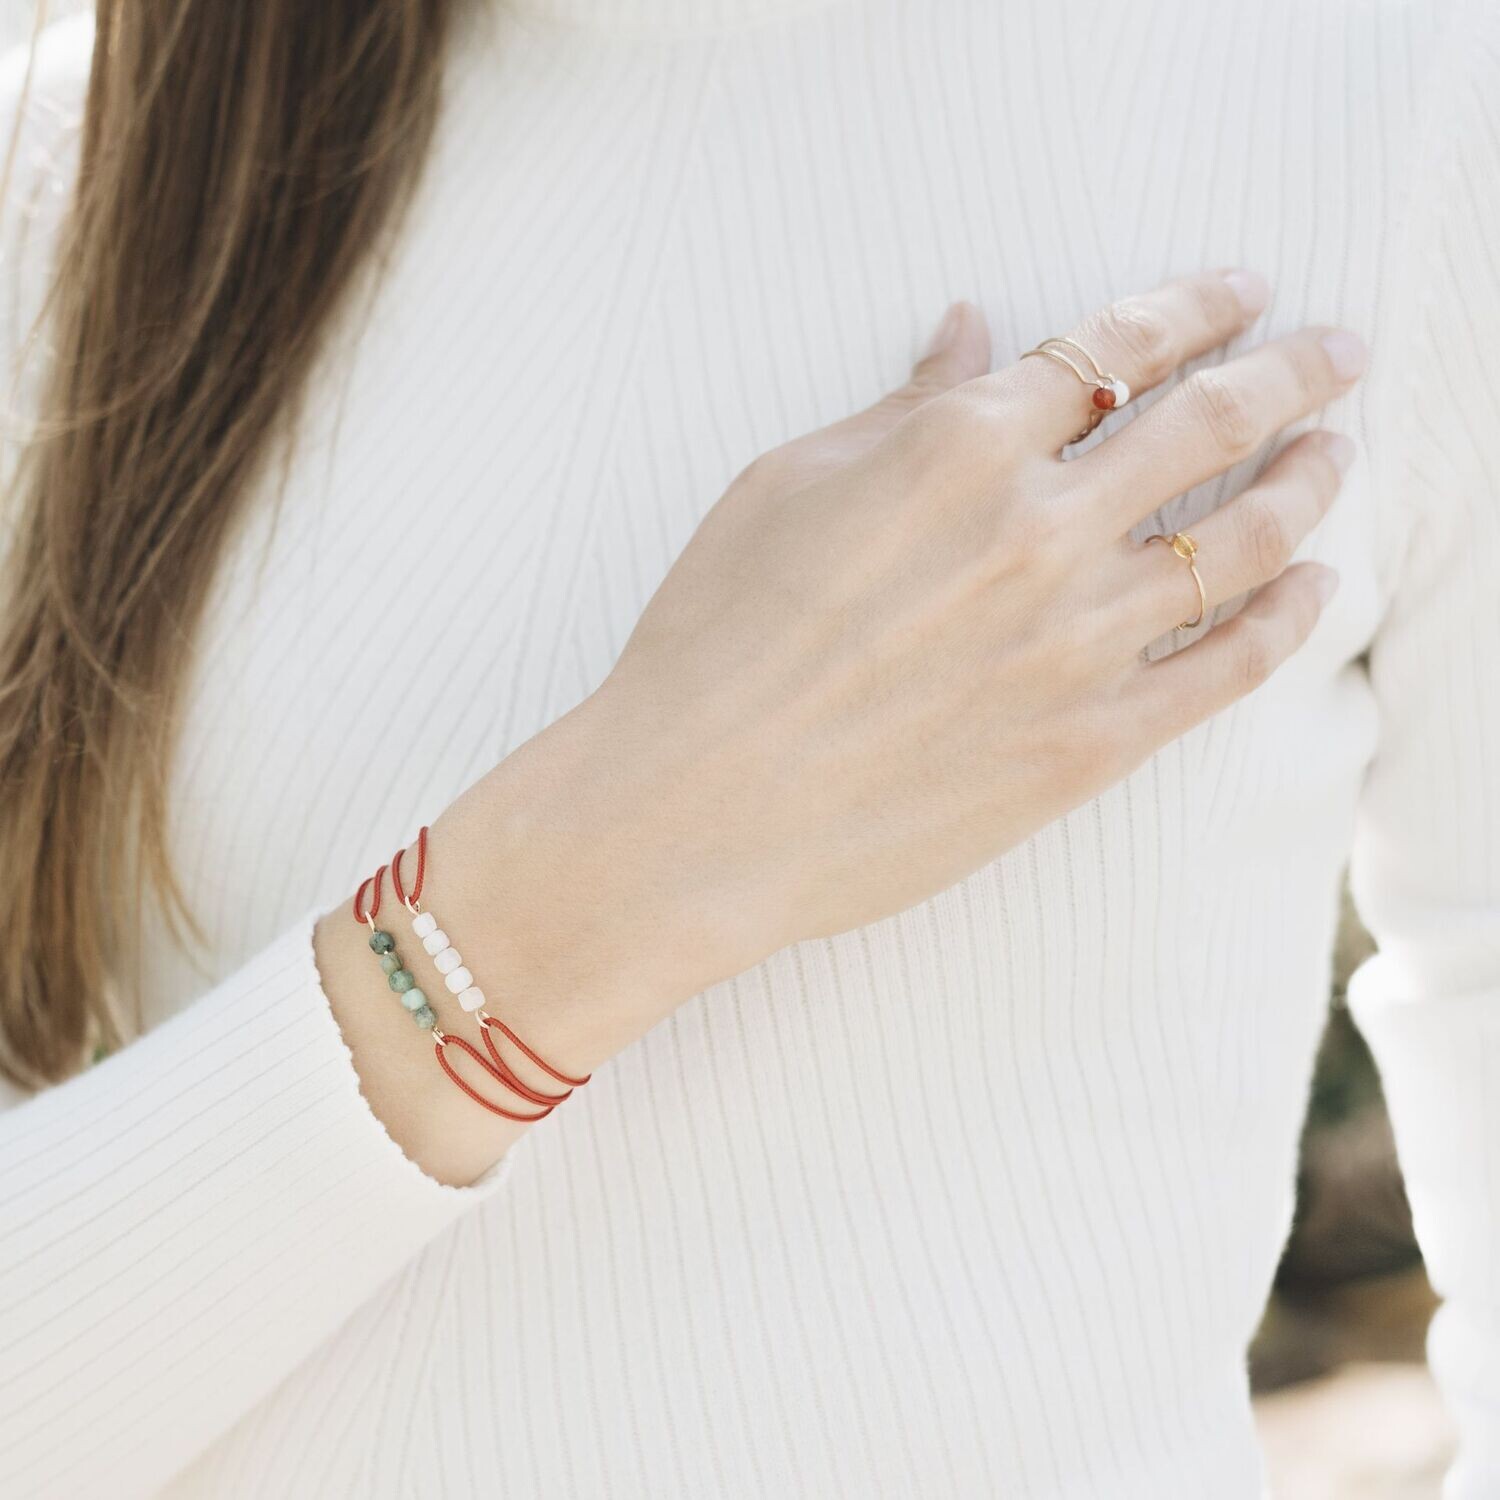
[387,968,415,993]
[400,986,428,1012]
[368,929,395,955]
[379,953,400,975]
[411,1004,437,1030]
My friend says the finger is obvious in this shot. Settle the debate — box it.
[1131,561,1339,741]
[1079,326,1367,534]
[998,269,1269,451]
[1117,430,1353,639]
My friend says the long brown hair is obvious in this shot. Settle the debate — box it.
[0,0,455,1086]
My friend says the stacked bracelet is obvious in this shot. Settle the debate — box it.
[351,826,589,1123]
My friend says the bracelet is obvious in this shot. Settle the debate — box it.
[391,828,591,1107]
[353,852,551,1122]
[350,826,590,1123]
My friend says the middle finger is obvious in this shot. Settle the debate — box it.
[1075,326,1366,537]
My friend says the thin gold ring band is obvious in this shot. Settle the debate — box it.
[1021,336,1132,444]
[1146,531,1206,630]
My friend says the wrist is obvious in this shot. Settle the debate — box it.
[432,692,737,1072]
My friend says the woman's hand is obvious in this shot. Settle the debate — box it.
[488,272,1355,1024]
[323,269,1361,1180]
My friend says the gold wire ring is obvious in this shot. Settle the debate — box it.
[1021,336,1132,444]
[1146,531,1206,629]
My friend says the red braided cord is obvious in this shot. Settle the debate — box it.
[391,825,429,909]
[433,1034,554,1122]
[352,865,387,925]
[482,1012,590,1089]
[479,1019,573,1106]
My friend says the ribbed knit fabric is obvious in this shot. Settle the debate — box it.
[0,3,1496,1496]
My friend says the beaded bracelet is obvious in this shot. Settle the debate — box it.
[391,827,591,1112]
[353,857,552,1123]
[353,865,434,1028]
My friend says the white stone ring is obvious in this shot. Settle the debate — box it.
[1021,335,1131,443]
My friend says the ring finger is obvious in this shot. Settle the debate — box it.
[1114,429,1352,640]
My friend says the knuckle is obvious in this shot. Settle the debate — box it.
[734,448,791,494]
[1185,275,1240,332]
[1290,577,1324,638]
[873,388,924,425]
[1185,369,1258,458]
[1301,444,1344,502]
[1240,492,1293,576]
[1230,620,1278,695]
[899,360,955,405]
[891,398,955,466]
[1285,338,1328,404]
[1102,298,1172,378]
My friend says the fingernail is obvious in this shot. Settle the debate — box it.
[1323,432,1356,476]
[1314,566,1341,604]
[923,303,965,358]
[1320,330,1367,382]
[1223,269,1270,317]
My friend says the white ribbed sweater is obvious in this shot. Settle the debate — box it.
[0,3,1497,1496]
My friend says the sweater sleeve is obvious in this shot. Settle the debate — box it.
[1345,14,1500,1496]
[0,915,516,1500]
[0,24,515,1500]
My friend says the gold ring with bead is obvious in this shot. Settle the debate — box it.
[1146,530,1206,629]
[1021,336,1132,443]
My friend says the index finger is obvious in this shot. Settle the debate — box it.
[999,270,1270,452]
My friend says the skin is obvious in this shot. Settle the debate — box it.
[313,269,1363,1185]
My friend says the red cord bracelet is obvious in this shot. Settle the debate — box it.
[353,825,591,1121]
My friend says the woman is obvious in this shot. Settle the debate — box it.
[0,0,1494,1495]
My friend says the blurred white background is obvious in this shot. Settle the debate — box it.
[1,0,83,54]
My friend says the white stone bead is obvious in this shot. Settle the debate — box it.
[433,947,463,975]
[458,986,486,1013]
[444,966,474,995]
[411,911,437,939]
[422,930,449,956]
